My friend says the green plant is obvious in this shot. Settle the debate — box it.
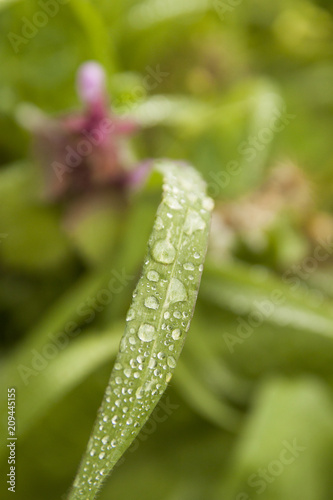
[2,2,333,499]
[68,160,213,499]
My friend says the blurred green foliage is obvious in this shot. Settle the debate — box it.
[1,0,333,499]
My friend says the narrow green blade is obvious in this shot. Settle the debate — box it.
[68,160,214,499]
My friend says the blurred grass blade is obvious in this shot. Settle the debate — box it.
[202,260,333,339]
[69,0,116,72]
[127,0,208,30]
[173,358,242,432]
[217,377,333,500]
[0,326,122,459]
[184,316,252,404]
[68,160,213,499]
[0,268,112,382]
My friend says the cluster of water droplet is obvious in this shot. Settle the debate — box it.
[69,161,214,499]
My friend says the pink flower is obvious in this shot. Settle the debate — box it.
[33,61,147,200]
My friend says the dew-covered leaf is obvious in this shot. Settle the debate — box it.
[68,160,213,499]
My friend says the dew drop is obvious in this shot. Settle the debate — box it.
[136,386,144,399]
[119,337,127,352]
[152,239,176,264]
[164,311,170,319]
[166,373,172,383]
[173,311,181,319]
[184,210,206,235]
[202,196,215,211]
[111,415,118,425]
[130,359,137,369]
[194,252,200,259]
[111,439,117,448]
[129,336,136,345]
[168,278,187,304]
[144,296,159,310]
[101,436,109,445]
[99,452,105,460]
[171,328,182,340]
[167,356,176,368]
[147,270,160,282]
[165,196,183,210]
[148,358,157,369]
[138,323,156,342]
[126,309,135,321]
[183,262,195,271]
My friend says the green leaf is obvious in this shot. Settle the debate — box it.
[0,326,122,458]
[0,162,72,272]
[218,377,333,500]
[68,0,116,73]
[202,260,333,340]
[173,359,242,431]
[68,160,213,499]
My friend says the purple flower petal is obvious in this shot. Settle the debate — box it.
[77,61,106,107]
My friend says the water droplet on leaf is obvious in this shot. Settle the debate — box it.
[136,386,144,399]
[165,196,182,210]
[152,239,176,264]
[167,356,176,368]
[168,278,187,304]
[138,323,156,342]
[184,210,206,235]
[202,196,214,211]
[144,296,159,310]
[126,309,135,321]
[172,329,181,340]
[148,358,157,369]
[147,270,160,282]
